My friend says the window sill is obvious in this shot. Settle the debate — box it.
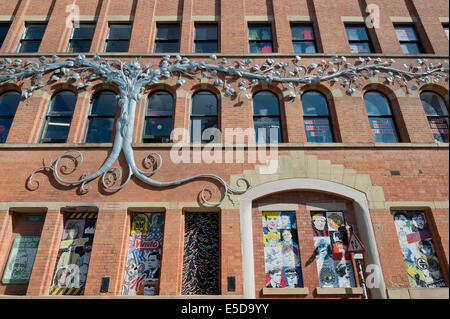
[262,288,309,296]
[315,287,363,295]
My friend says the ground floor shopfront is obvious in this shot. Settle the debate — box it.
[0,147,448,299]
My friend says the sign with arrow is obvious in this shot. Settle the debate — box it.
[348,231,366,253]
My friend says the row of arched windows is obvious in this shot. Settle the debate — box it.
[0,89,448,144]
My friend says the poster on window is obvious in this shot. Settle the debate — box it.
[311,212,356,288]
[393,211,446,288]
[2,236,40,284]
[429,118,449,143]
[262,211,303,288]
[49,213,97,295]
[122,213,164,295]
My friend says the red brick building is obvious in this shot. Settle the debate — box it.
[0,0,448,299]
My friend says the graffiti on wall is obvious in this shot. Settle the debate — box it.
[262,211,303,288]
[311,212,356,288]
[49,213,97,295]
[122,213,164,295]
[393,211,446,288]
[182,213,220,295]
[2,236,40,284]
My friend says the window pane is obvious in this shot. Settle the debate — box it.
[311,212,356,288]
[248,25,272,40]
[24,25,46,40]
[262,212,303,288]
[249,41,273,53]
[369,117,398,142]
[91,92,117,116]
[428,118,449,143]
[304,118,333,143]
[192,92,217,116]
[293,41,316,53]
[144,117,172,142]
[154,41,178,53]
[105,40,129,52]
[393,211,447,288]
[190,118,218,143]
[195,24,217,40]
[49,92,76,115]
[254,117,282,143]
[364,92,392,116]
[19,41,41,53]
[301,92,329,116]
[148,92,173,116]
[69,40,92,53]
[0,24,10,40]
[395,26,418,41]
[346,26,369,41]
[349,42,371,53]
[400,42,421,54]
[253,92,280,116]
[73,24,95,39]
[108,25,131,40]
[194,41,218,53]
[0,118,13,143]
[85,117,114,143]
[0,91,20,116]
[444,25,449,39]
[42,117,71,142]
[156,25,179,40]
[420,92,449,116]
[291,25,315,40]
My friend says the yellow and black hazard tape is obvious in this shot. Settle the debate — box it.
[49,287,84,295]
[65,212,97,219]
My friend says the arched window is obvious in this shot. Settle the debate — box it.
[190,91,218,143]
[0,91,20,143]
[420,91,449,143]
[253,91,282,143]
[40,91,76,143]
[143,91,174,143]
[301,91,333,142]
[85,91,117,143]
[364,91,399,143]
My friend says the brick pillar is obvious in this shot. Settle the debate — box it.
[83,209,128,296]
[311,0,349,54]
[172,91,189,143]
[0,0,30,53]
[27,209,63,296]
[38,0,74,52]
[159,209,184,295]
[271,0,293,53]
[408,0,449,54]
[129,0,157,53]
[66,90,90,143]
[284,95,305,143]
[132,96,147,143]
[179,0,194,53]
[90,0,112,53]
[220,0,246,53]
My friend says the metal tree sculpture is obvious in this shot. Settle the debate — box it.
[0,54,448,205]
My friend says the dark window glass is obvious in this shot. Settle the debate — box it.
[41,91,76,143]
[154,24,179,53]
[364,91,399,143]
[68,24,95,53]
[18,24,46,53]
[190,91,218,143]
[291,25,317,53]
[253,91,282,143]
[0,23,10,48]
[194,24,218,53]
[104,24,131,53]
[85,91,117,143]
[395,25,424,54]
[301,91,333,143]
[345,25,373,53]
[144,91,174,143]
[248,24,273,53]
[0,91,20,143]
[444,25,449,40]
[420,91,449,143]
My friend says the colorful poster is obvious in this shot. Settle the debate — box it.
[262,211,303,288]
[393,211,446,288]
[122,213,164,295]
[2,236,40,284]
[49,213,97,295]
[311,212,356,288]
